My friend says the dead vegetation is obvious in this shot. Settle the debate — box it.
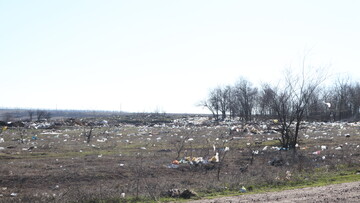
[0,115,360,202]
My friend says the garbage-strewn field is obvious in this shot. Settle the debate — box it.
[1,114,360,202]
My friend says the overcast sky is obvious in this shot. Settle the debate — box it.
[1,0,359,113]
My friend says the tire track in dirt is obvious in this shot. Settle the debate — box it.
[188,181,360,203]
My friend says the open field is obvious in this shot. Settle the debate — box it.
[1,114,360,202]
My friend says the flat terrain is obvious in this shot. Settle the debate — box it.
[0,115,360,202]
[189,181,360,203]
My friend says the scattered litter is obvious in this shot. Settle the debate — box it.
[10,192,17,197]
[321,146,327,150]
[0,138,4,143]
[140,147,146,150]
[97,138,107,142]
[209,152,219,163]
[163,189,181,198]
[167,164,179,168]
[240,186,247,193]
[120,193,125,198]
[312,151,321,155]
[285,171,292,180]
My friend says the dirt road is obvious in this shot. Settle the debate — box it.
[188,181,360,203]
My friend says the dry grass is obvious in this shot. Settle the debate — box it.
[0,117,360,202]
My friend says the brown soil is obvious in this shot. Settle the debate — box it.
[188,181,360,203]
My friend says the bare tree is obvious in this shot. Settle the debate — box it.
[36,110,46,121]
[28,110,34,121]
[172,133,190,160]
[233,78,258,121]
[200,88,220,120]
[332,76,352,121]
[259,84,276,116]
[268,65,327,149]
[349,82,360,120]
[217,86,231,120]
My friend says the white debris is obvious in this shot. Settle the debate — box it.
[324,102,331,108]
[97,138,107,142]
[0,138,4,143]
[321,145,327,150]
[10,192,18,197]
[214,152,219,162]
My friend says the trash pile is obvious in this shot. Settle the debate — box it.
[162,188,198,199]
[168,152,220,168]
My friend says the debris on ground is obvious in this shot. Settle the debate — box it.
[180,189,198,199]
[240,186,247,193]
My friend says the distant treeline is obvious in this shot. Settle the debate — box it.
[0,108,124,122]
[201,75,360,122]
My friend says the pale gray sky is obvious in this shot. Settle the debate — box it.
[1,0,359,113]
